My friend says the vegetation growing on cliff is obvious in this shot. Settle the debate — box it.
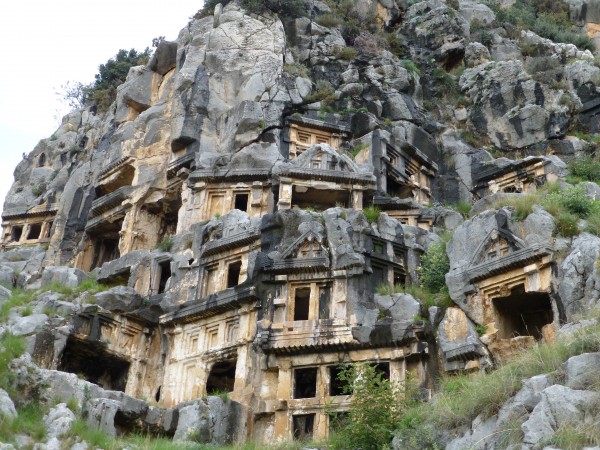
[62,48,152,112]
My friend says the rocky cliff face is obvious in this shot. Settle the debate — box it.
[2,0,600,448]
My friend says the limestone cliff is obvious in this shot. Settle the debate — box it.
[2,0,600,448]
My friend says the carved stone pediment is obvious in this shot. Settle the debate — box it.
[280,231,328,260]
[468,228,526,269]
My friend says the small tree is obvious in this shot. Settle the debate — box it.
[420,237,450,292]
[329,363,418,449]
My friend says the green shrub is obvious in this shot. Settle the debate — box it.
[316,13,341,27]
[585,208,600,236]
[404,284,453,309]
[555,211,580,237]
[0,289,38,322]
[420,237,450,292]
[363,206,381,224]
[157,236,174,252]
[544,421,600,449]
[400,59,421,76]
[83,49,152,112]
[448,201,472,218]
[0,404,47,442]
[384,32,405,58]
[495,194,538,221]
[0,333,26,400]
[307,79,336,105]
[567,156,600,183]
[350,141,369,157]
[376,283,405,295]
[490,0,593,50]
[333,46,358,60]
[329,364,421,449]
[284,63,309,78]
[240,0,307,17]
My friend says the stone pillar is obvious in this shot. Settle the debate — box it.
[278,178,292,210]
[274,360,292,439]
[351,188,363,210]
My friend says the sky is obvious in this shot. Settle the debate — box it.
[0,1,203,211]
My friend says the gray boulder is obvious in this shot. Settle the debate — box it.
[10,314,48,336]
[373,294,420,322]
[41,266,87,289]
[86,398,120,436]
[558,233,600,319]
[564,352,600,389]
[0,266,15,288]
[44,403,75,439]
[0,389,17,419]
[522,384,600,446]
[174,397,243,444]
[93,286,144,313]
[148,40,177,76]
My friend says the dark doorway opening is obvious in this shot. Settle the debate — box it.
[158,260,172,294]
[293,414,315,440]
[372,361,390,381]
[294,287,311,321]
[227,260,242,288]
[492,285,553,340]
[11,226,23,242]
[206,359,237,394]
[293,367,318,399]
[292,187,349,211]
[58,336,130,391]
[234,193,249,212]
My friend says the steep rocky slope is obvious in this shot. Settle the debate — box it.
[2,0,600,448]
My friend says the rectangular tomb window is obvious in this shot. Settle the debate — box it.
[373,362,390,381]
[27,223,42,240]
[293,287,311,321]
[203,265,218,297]
[227,260,242,288]
[329,365,351,396]
[11,226,23,242]
[293,367,318,399]
[293,414,315,441]
[157,260,172,294]
[234,192,249,212]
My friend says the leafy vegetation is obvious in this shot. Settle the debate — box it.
[157,235,174,252]
[0,278,108,322]
[447,201,472,219]
[567,155,600,184]
[333,46,358,61]
[495,183,600,237]
[487,0,593,50]
[422,318,600,430]
[329,364,431,450]
[0,404,47,443]
[306,79,337,105]
[0,333,26,398]
[420,236,451,293]
[363,206,381,224]
[200,0,308,18]
[62,49,152,112]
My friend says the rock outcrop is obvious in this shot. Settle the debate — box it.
[2,0,600,448]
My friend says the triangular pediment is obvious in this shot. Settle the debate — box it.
[280,230,328,260]
[468,228,526,268]
[289,144,360,173]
